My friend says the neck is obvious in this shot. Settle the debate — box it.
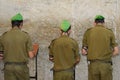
[12,26,21,29]
[61,32,69,36]
[95,23,104,26]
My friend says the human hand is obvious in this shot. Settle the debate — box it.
[0,53,3,60]
[81,49,87,55]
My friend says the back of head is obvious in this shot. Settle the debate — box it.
[11,13,23,28]
[95,15,105,24]
[60,20,71,32]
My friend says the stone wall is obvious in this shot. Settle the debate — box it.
[0,0,120,80]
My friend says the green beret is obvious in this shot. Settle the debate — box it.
[60,20,71,32]
[95,15,104,20]
[11,13,23,21]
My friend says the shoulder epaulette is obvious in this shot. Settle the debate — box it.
[48,39,56,49]
[70,37,76,41]
[88,27,93,30]
[51,39,56,43]
[106,28,113,32]
[22,31,28,34]
[86,27,93,32]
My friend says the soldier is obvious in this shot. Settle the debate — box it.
[82,15,119,80]
[49,20,80,80]
[0,13,39,80]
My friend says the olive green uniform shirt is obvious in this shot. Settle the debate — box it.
[82,25,118,61]
[0,27,33,62]
[49,35,80,71]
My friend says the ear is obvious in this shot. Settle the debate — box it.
[68,29,71,34]
[21,22,23,26]
[19,23,23,28]
[60,29,62,34]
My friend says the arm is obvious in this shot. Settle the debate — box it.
[0,51,3,60]
[0,37,4,60]
[81,47,88,55]
[81,31,88,55]
[74,56,80,66]
[28,43,39,59]
[49,55,54,62]
[26,35,39,59]
[113,46,119,56]
[28,51,34,59]
[48,40,55,62]
[110,31,119,56]
[74,41,80,66]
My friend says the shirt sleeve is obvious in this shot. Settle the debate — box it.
[0,36,4,51]
[26,35,33,52]
[73,40,80,59]
[110,31,118,48]
[82,30,88,48]
[48,40,55,56]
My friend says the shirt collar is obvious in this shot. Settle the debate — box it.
[95,24,104,27]
[61,35,69,37]
[12,27,20,30]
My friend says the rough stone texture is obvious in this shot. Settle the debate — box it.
[0,0,120,80]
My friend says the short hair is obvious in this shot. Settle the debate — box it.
[95,19,104,23]
[11,20,23,28]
